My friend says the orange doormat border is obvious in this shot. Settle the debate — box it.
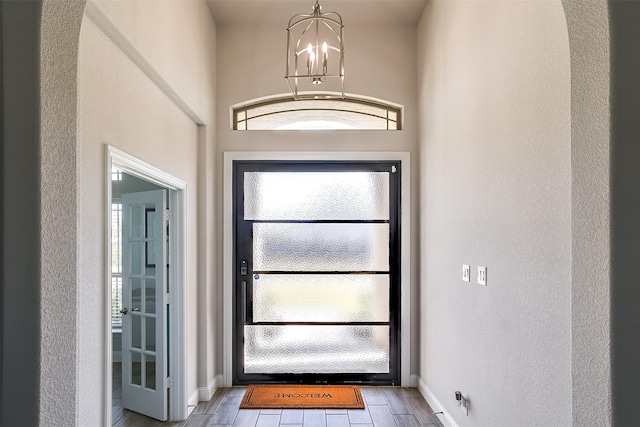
[239,384,365,409]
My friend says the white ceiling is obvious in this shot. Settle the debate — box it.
[207,0,428,25]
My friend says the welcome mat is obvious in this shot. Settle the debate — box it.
[239,384,365,409]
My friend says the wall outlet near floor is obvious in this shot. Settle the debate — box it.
[456,392,470,416]
[462,264,470,282]
[477,266,487,286]
[460,394,469,416]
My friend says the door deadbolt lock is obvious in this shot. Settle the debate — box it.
[120,307,128,315]
[240,260,248,276]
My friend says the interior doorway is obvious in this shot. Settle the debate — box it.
[106,146,188,424]
[232,161,401,385]
[112,176,168,422]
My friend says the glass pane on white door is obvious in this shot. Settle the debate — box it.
[131,352,142,386]
[131,315,141,349]
[145,354,156,390]
[145,279,156,314]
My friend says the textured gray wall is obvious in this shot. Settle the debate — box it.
[40,1,86,423]
[562,0,612,425]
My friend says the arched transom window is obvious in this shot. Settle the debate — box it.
[232,94,402,130]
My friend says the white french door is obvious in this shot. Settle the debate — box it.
[121,189,168,421]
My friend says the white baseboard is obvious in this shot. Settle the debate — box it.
[215,374,225,389]
[409,374,419,388]
[416,376,460,427]
[188,389,200,416]
[198,376,219,402]
[196,375,224,403]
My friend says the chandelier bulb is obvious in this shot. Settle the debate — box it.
[306,44,313,72]
[322,42,328,73]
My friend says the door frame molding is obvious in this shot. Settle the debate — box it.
[105,145,188,424]
[223,151,411,387]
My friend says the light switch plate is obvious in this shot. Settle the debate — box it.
[478,266,487,286]
[462,265,470,282]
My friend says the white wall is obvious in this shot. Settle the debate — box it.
[417,1,571,426]
[214,23,421,375]
[77,0,216,423]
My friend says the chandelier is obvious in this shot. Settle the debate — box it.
[285,0,345,100]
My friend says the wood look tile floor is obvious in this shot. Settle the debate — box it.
[113,380,444,427]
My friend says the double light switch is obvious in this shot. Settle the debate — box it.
[462,265,487,286]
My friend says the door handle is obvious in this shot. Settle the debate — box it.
[120,307,129,315]
[242,280,247,323]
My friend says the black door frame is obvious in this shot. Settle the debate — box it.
[232,160,401,385]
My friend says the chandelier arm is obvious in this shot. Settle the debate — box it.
[286,30,291,79]
[317,11,343,25]
[294,20,316,54]
[320,20,343,42]
[289,15,342,29]
[288,12,314,28]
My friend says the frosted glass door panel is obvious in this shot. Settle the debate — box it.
[253,223,389,271]
[244,172,389,220]
[253,274,389,322]
[244,325,390,374]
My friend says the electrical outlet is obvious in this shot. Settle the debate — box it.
[460,394,469,416]
[477,266,487,286]
[462,265,470,282]
[455,391,469,416]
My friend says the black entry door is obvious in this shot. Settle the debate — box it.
[233,161,401,385]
